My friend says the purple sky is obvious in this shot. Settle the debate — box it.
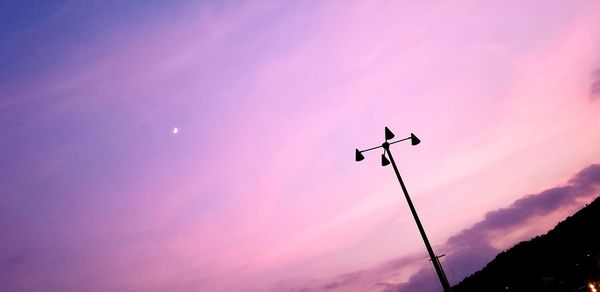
[2,1,600,291]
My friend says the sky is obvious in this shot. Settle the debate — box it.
[1,1,600,291]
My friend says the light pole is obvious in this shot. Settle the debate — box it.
[355,127,452,292]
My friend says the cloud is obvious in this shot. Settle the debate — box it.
[286,164,600,292]
[591,68,600,99]
[393,164,600,292]
[268,255,425,292]
[2,251,28,268]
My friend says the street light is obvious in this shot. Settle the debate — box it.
[355,127,452,292]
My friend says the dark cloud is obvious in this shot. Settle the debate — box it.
[591,68,600,99]
[465,186,570,233]
[393,164,600,292]
[591,81,600,98]
[271,255,425,292]
[451,163,600,242]
[320,281,346,290]
[276,164,600,292]
[0,250,30,285]
[3,252,28,268]
[387,266,442,292]
[568,162,600,187]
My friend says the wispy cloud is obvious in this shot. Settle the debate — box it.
[2,1,600,291]
[285,164,600,292]
[394,164,600,292]
[268,255,425,292]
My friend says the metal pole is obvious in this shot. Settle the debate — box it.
[383,142,452,292]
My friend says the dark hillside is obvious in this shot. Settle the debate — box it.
[453,197,600,292]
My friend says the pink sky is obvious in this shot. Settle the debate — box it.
[1,1,600,291]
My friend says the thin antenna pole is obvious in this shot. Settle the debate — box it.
[383,142,452,291]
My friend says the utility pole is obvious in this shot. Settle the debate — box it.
[355,127,452,292]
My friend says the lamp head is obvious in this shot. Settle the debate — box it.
[410,133,421,145]
[385,127,395,140]
[381,153,390,166]
[355,149,365,161]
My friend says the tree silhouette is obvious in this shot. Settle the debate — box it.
[453,197,600,292]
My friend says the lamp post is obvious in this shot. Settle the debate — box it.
[355,127,452,292]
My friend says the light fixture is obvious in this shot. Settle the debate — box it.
[355,149,365,161]
[385,127,395,140]
[354,127,451,292]
[410,133,421,145]
[381,153,390,166]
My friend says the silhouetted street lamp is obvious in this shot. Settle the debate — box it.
[355,127,452,292]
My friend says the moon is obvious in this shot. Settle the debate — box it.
[172,127,179,134]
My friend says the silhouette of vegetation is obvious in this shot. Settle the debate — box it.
[453,197,600,292]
